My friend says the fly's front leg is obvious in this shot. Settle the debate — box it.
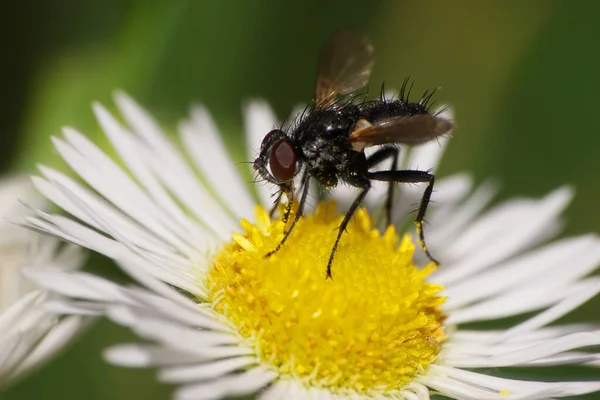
[269,190,284,219]
[265,172,311,258]
[367,169,438,267]
[278,168,310,228]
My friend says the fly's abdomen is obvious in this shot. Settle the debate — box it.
[359,100,430,124]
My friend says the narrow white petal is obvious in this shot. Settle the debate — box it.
[53,131,199,254]
[104,306,249,361]
[43,184,202,294]
[116,257,210,309]
[173,366,276,400]
[258,380,295,400]
[185,105,255,219]
[11,316,86,379]
[420,372,550,400]
[429,173,473,206]
[427,365,600,398]
[429,179,498,253]
[436,186,573,285]
[113,93,238,238]
[449,331,600,368]
[33,170,189,260]
[95,105,212,247]
[104,344,205,367]
[402,382,431,400]
[24,268,137,304]
[498,278,600,339]
[448,277,600,324]
[106,305,236,345]
[451,324,599,344]
[0,334,23,382]
[0,316,56,381]
[122,288,230,331]
[444,234,600,309]
[26,210,125,260]
[243,101,279,208]
[0,291,45,335]
[44,300,107,316]
[405,135,449,175]
[38,161,196,258]
[159,356,257,383]
[523,351,600,366]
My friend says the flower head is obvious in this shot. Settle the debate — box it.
[0,177,85,388]
[25,93,600,399]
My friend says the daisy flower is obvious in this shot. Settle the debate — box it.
[24,92,600,399]
[0,177,85,388]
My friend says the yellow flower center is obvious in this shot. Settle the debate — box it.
[206,202,446,395]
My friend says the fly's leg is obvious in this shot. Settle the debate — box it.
[326,176,370,279]
[366,147,399,226]
[265,172,311,258]
[269,190,284,219]
[367,169,438,266]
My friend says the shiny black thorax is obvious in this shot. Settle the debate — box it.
[290,99,429,188]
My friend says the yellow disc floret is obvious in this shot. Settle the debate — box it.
[206,202,446,396]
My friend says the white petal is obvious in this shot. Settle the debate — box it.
[182,106,255,219]
[426,365,600,399]
[0,291,46,335]
[112,93,238,238]
[448,277,600,324]
[498,278,600,339]
[258,380,295,400]
[37,184,201,294]
[159,356,257,383]
[429,173,473,206]
[11,316,86,380]
[44,300,107,316]
[32,170,190,260]
[95,106,211,247]
[444,234,600,310]
[106,305,237,346]
[523,351,600,366]
[429,178,498,252]
[449,331,600,368]
[405,135,449,175]
[243,101,279,208]
[173,366,276,400]
[24,268,138,304]
[104,344,205,367]
[436,186,573,285]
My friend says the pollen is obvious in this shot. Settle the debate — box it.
[206,202,446,395]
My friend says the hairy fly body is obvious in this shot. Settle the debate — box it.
[253,29,453,278]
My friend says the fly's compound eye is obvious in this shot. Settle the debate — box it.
[260,129,278,150]
[269,138,296,182]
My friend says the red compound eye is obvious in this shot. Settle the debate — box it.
[269,139,296,182]
[260,130,277,150]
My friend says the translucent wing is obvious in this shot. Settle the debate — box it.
[315,29,374,108]
[349,114,453,148]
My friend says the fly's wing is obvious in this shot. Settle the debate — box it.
[349,114,453,148]
[315,29,374,108]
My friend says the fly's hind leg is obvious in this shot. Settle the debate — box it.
[326,175,371,279]
[367,169,439,267]
[365,147,399,226]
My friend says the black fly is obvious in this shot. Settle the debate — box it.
[253,29,453,279]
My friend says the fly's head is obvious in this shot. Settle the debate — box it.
[253,129,299,193]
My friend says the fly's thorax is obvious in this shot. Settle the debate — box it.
[292,107,359,185]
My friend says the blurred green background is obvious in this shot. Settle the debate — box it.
[3,1,600,399]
